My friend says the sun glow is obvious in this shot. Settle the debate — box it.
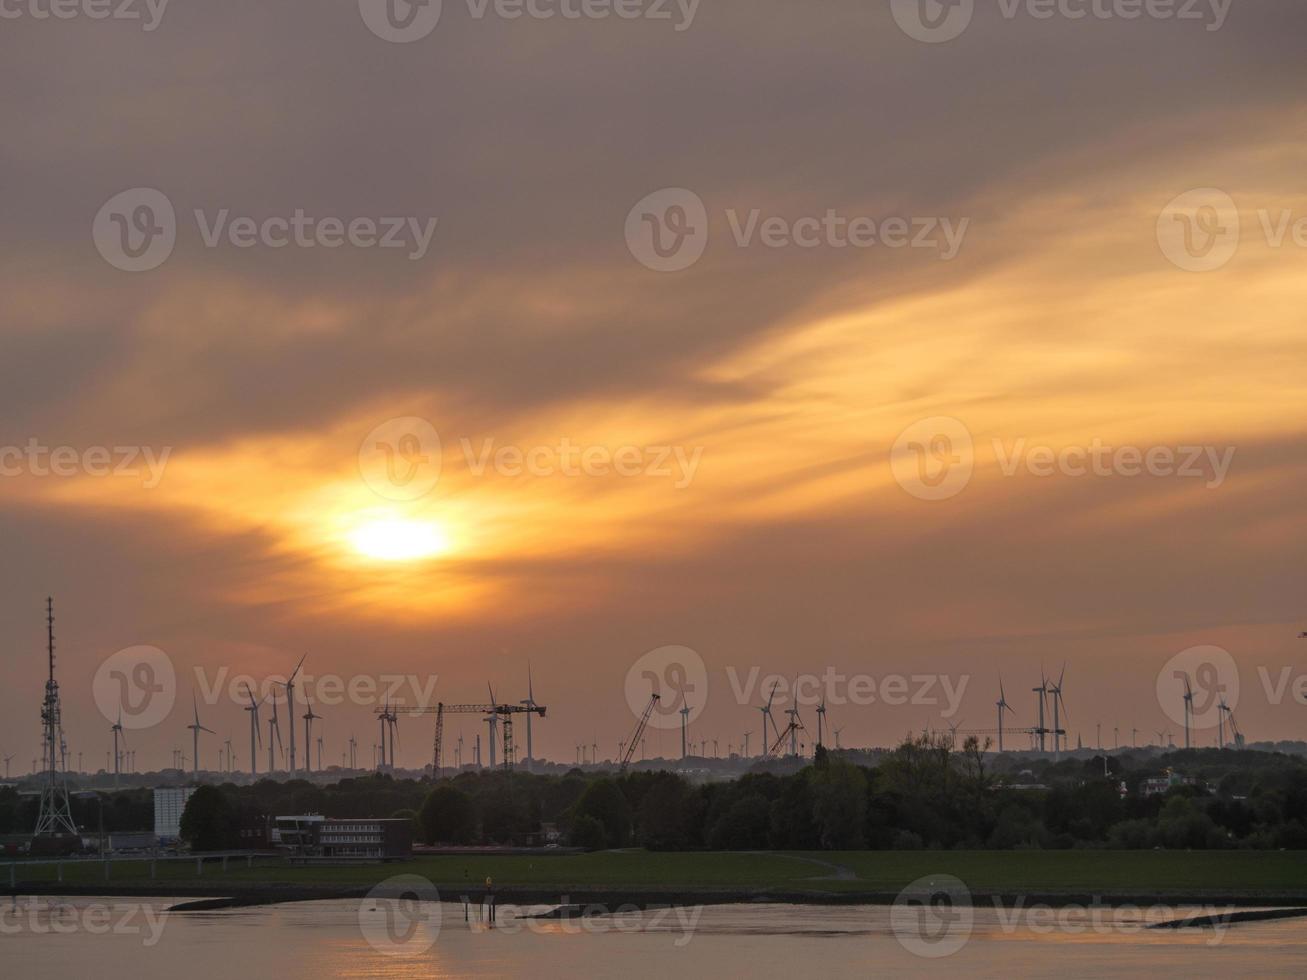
[347,516,452,562]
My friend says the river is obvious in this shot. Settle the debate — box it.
[1,896,1303,977]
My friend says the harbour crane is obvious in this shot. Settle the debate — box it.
[620,694,659,772]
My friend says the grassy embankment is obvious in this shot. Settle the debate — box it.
[8,849,1307,899]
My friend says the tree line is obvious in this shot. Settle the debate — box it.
[169,735,1307,852]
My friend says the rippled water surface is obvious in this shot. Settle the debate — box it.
[2,896,1304,978]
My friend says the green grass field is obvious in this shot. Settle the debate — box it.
[10,849,1307,896]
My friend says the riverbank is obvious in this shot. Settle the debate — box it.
[6,849,1307,909]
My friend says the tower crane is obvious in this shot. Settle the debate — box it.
[378,697,545,772]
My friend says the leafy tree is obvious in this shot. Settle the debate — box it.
[572,778,631,848]
[636,773,696,850]
[419,785,475,844]
[811,757,868,849]
[179,785,238,851]
[569,814,608,851]
[708,794,771,850]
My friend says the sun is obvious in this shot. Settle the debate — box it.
[347,516,452,562]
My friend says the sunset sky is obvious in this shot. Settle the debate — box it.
[2,2,1305,772]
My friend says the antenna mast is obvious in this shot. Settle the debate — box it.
[35,597,78,838]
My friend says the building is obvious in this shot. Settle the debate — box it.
[153,786,196,841]
[316,818,411,859]
[1140,769,1200,797]
[272,814,411,861]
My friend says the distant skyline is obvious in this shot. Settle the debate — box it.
[2,4,1306,770]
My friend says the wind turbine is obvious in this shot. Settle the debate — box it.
[348,734,358,770]
[302,702,321,773]
[816,698,827,751]
[1032,673,1049,752]
[2,752,14,779]
[833,727,844,750]
[267,692,284,773]
[284,654,307,774]
[484,684,498,768]
[1216,695,1227,749]
[786,698,803,757]
[520,662,539,771]
[242,684,263,775]
[1181,674,1194,750]
[377,700,390,771]
[388,709,400,770]
[996,676,1015,753]
[111,712,126,787]
[1049,665,1068,757]
[759,681,780,757]
[223,737,234,773]
[680,704,690,759]
[186,693,215,778]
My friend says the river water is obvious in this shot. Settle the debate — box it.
[1,896,1303,977]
